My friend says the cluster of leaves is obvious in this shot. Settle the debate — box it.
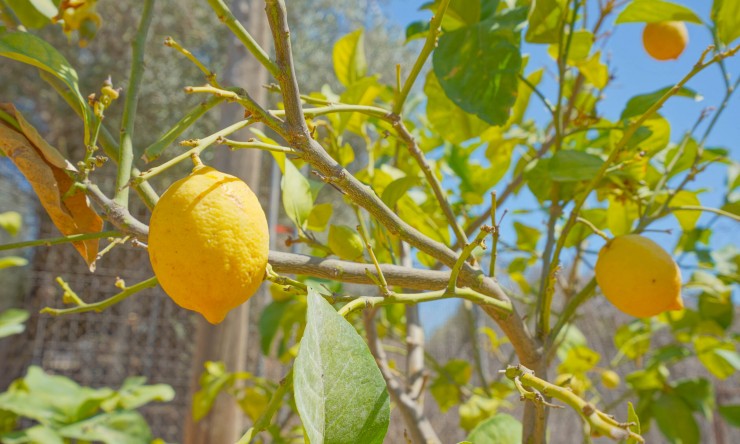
[0,366,174,444]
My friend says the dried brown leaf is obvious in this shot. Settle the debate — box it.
[0,103,102,267]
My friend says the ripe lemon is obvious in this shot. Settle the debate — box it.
[642,21,688,61]
[148,162,269,324]
[595,234,683,318]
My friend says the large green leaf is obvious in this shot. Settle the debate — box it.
[6,0,56,29]
[333,29,367,87]
[620,87,701,120]
[616,0,702,23]
[433,8,526,126]
[712,0,740,45]
[525,0,566,43]
[466,413,522,444]
[548,150,604,182]
[59,411,153,444]
[0,309,29,339]
[424,71,488,144]
[653,393,700,444]
[0,32,91,142]
[0,366,113,427]
[294,289,389,444]
[281,160,313,231]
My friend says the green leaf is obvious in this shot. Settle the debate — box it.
[405,20,430,42]
[333,29,367,87]
[0,308,29,339]
[558,346,600,374]
[381,176,418,209]
[337,76,383,135]
[577,51,609,89]
[430,359,472,412]
[0,256,28,270]
[621,87,701,120]
[509,68,543,125]
[294,289,389,444]
[525,0,566,43]
[59,411,153,444]
[466,413,522,444]
[0,211,22,236]
[670,190,702,230]
[547,30,594,63]
[328,225,364,261]
[694,336,740,379]
[259,301,290,356]
[192,362,234,421]
[626,402,641,444]
[548,150,604,182]
[102,378,174,412]
[616,0,702,23]
[0,366,113,426]
[653,393,700,444]
[626,366,668,391]
[674,378,715,419]
[713,0,740,45]
[513,221,540,251]
[606,195,638,236]
[282,160,313,230]
[614,321,651,360]
[307,203,333,232]
[554,324,587,361]
[433,8,526,126]
[0,32,91,143]
[719,404,740,427]
[5,0,56,29]
[424,71,488,144]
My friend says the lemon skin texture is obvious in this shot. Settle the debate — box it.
[148,166,269,324]
[642,21,688,61]
[595,234,683,318]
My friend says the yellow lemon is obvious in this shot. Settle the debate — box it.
[601,370,620,390]
[595,234,683,318]
[642,21,688,61]
[148,163,269,324]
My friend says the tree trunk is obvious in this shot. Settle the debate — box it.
[182,0,272,442]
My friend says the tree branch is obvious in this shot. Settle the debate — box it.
[363,309,441,444]
[115,0,156,207]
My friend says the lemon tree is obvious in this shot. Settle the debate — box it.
[1,0,740,443]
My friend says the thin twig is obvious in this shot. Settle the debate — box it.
[114,0,156,207]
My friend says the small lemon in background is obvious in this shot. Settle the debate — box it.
[642,21,688,61]
[595,234,683,318]
[148,160,269,324]
[601,370,620,390]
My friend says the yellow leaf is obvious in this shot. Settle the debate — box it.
[0,104,102,266]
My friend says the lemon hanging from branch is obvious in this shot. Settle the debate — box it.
[595,234,683,318]
[148,157,269,324]
[642,21,688,61]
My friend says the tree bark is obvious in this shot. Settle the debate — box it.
[183,0,272,442]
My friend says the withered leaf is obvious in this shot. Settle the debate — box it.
[0,103,102,267]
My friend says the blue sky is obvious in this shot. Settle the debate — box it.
[384,0,739,332]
